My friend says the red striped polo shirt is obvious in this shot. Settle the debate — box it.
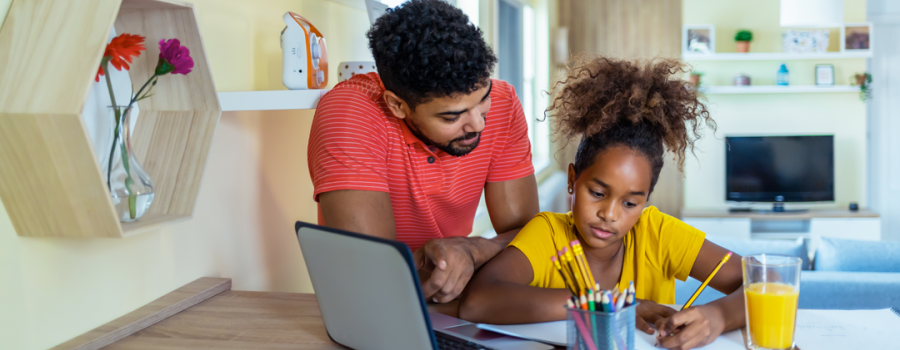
[308,73,534,251]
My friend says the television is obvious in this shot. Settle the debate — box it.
[726,135,834,203]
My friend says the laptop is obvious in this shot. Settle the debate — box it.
[295,221,553,350]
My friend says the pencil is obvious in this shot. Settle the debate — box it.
[626,281,635,306]
[587,290,595,311]
[558,250,582,293]
[600,291,610,312]
[681,251,733,311]
[563,247,588,293]
[552,255,578,295]
[571,240,597,291]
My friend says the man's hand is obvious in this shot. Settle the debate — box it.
[415,237,480,303]
[635,299,678,335]
[654,304,727,350]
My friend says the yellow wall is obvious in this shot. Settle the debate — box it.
[0,0,370,349]
[682,0,869,210]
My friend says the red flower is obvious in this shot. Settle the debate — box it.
[95,34,146,82]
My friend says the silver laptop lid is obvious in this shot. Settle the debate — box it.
[295,222,437,350]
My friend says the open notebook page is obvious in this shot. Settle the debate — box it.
[476,309,900,349]
[476,322,744,349]
[793,308,900,350]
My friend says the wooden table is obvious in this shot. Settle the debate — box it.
[55,278,460,350]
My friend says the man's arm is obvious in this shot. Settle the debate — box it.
[318,190,396,240]
[475,174,540,265]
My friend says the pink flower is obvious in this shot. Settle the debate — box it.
[155,38,193,75]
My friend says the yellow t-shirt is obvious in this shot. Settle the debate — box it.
[508,206,706,304]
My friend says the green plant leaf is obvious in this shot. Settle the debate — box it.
[735,30,753,42]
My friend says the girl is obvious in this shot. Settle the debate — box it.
[458,57,745,350]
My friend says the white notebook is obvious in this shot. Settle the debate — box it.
[476,308,900,349]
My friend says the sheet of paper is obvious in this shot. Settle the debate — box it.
[476,322,745,349]
[634,329,744,350]
[793,308,900,350]
[476,321,567,346]
[477,309,900,349]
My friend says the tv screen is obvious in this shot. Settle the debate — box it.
[726,135,834,202]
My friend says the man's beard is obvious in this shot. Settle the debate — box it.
[405,119,483,157]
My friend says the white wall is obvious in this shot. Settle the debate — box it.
[683,93,868,210]
[0,0,361,348]
[682,0,869,211]
[866,0,900,241]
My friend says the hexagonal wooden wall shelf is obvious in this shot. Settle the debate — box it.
[0,0,221,238]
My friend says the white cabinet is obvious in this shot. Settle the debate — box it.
[681,209,882,242]
[682,218,752,240]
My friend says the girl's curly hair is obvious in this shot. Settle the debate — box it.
[548,55,716,194]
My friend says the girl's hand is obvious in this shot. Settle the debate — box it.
[655,304,726,350]
[635,299,678,334]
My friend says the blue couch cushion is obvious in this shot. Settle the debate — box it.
[706,236,810,270]
[814,237,900,272]
[798,271,900,309]
[677,271,900,310]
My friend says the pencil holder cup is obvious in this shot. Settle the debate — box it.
[566,303,637,350]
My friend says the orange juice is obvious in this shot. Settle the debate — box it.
[745,282,799,349]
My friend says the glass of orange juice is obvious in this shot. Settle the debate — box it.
[742,254,801,350]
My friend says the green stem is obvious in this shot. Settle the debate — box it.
[130,74,158,108]
[102,58,121,191]
[120,140,136,219]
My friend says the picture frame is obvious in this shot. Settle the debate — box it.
[816,64,835,86]
[841,22,873,53]
[683,24,715,54]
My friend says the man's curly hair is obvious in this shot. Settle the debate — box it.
[367,0,497,109]
[548,56,716,194]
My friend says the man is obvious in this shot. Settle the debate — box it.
[307,0,539,303]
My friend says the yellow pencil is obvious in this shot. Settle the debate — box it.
[570,240,597,291]
[682,251,733,311]
[562,247,588,293]
[551,255,578,295]
[558,250,582,293]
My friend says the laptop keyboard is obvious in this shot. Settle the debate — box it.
[436,331,496,350]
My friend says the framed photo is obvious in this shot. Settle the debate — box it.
[816,64,835,86]
[782,30,829,53]
[841,22,873,53]
[683,24,715,54]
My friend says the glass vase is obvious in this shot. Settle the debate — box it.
[106,106,154,222]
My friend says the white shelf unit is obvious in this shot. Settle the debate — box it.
[218,90,329,112]
[699,85,859,94]
[683,52,873,61]
[682,209,881,242]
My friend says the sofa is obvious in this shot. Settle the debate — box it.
[674,236,900,310]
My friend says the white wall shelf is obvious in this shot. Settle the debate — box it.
[218,90,329,112]
[683,52,873,61]
[699,85,859,94]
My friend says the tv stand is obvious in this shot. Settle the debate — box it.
[727,203,809,214]
[771,202,807,213]
[682,207,880,241]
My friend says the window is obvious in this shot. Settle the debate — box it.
[498,0,551,174]
[471,0,554,237]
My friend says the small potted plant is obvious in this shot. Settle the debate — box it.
[689,72,703,87]
[851,73,873,101]
[735,30,753,53]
